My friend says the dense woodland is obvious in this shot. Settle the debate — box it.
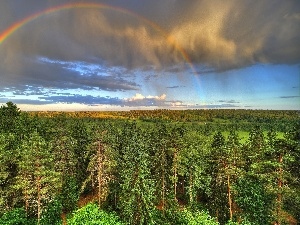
[0,102,299,225]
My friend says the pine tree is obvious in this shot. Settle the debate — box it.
[15,131,61,224]
[0,133,18,213]
[70,121,91,187]
[0,102,21,133]
[179,131,211,206]
[84,130,114,208]
[117,123,156,225]
[235,126,273,224]
[151,123,171,212]
[51,130,78,213]
[225,130,243,221]
[208,131,228,223]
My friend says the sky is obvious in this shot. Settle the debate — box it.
[0,0,299,111]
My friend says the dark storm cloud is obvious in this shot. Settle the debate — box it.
[1,0,299,71]
[0,0,299,99]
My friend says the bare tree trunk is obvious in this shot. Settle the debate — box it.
[189,170,193,204]
[174,151,177,201]
[162,172,165,212]
[227,174,233,221]
[37,176,41,225]
[276,153,283,225]
[97,141,103,208]
[24,186,29,215]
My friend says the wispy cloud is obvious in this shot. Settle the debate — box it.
[279,95,300,99]
[218,100,240,104]
[166,85,185,89]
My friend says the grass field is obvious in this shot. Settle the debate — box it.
[222,131,285,144]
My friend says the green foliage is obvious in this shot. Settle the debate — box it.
[40,198,62,225]
[233,176,274,224]
[164,208,219,225]
[182,209,219,225]
[16,131,62,223]
[1,103,299,225]
[51,133,79,213]
[117,123,156,225]
[284,187,300,222]
[0,102,21,133]
[207,131,230,223]
[60,176,79,213]
[0,208,36,225]
[67,203,124,225]
[179,131,211,205]
[69,121,91,187]
[0,133,17,212]
[225,220,252,225]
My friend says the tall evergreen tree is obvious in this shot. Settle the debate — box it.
[179,131,211,206]
[117,123,156,225]
[51,130,78,213]
[15,132,61,224]
[225,130,244,221]
[235,126,274,224]
[70,121,91,188]
[208,131,230,223]
[151,123,172,212]
[84,130,114,208]
[0,102,20,133]
[0,133,19,213]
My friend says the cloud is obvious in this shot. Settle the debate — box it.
[1,0,299,74]
[0,97,50,105]
[123,93,168,106]
[0,92,170,107]
[209,104,240,108]
[0,0,299,110]
[218,100,240,104]
[39,94,122,105]
[0,57,139,92]
[125,93,166,101]
[169,0,300,70]
[279,95,300,99]
[0,91,243,109]
[166,85,185,89]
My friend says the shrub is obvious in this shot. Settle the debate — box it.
[0,208,36,225]
[181,209,219,225]
[164,208,219,225]
[67,203,124,225]
[40,198,62,225]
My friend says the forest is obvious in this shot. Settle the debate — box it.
[0,102,299,225]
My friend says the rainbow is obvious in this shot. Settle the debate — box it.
[0,2,195,70]
[0,2,204,106]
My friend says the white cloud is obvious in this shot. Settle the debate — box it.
[125,93,166,102]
